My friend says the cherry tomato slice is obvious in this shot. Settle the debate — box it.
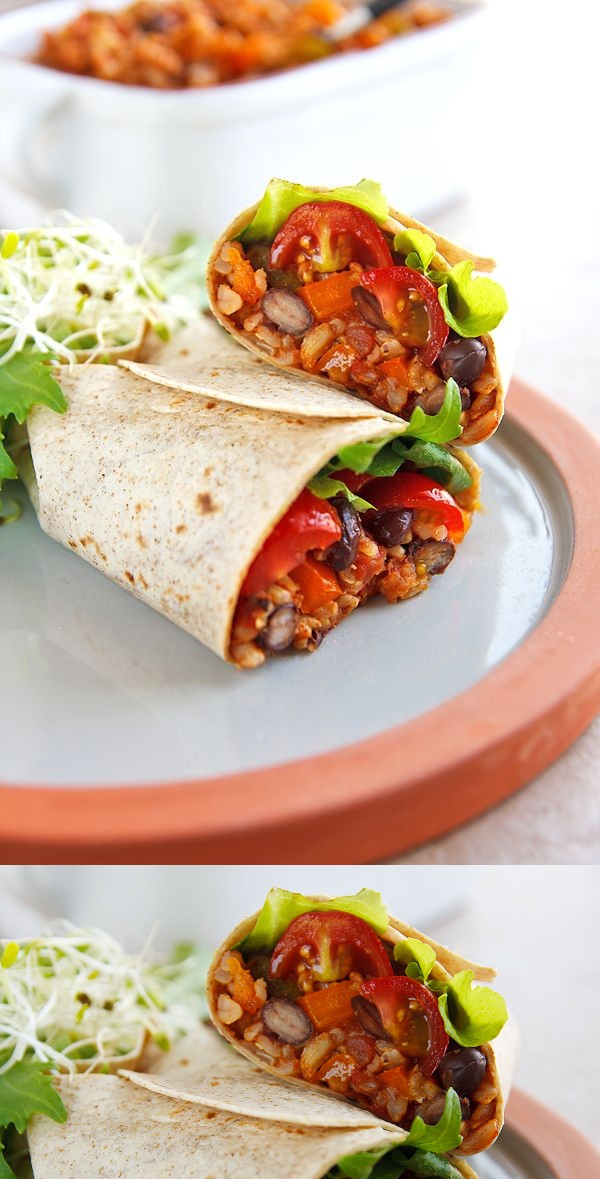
[241,489,341,597]
[364,471,464,541]
[360,976,449,1077]
[270,201,393,274]
[270,911,394,983]
[360,266,449,366]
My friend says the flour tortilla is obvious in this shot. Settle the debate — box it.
[22,335,409,663]
[27,1063,479,1179]
[206,898,518,1156]
[207,194,508,446]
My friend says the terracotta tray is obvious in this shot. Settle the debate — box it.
[1,379,599,862]
[490,1089,599,1178]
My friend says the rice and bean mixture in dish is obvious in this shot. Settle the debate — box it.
[36,0,451,89]
[213,914,501,1155]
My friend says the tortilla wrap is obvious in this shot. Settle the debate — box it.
[206,897,518,1156]
[28,1062,479,1179]
[207,194,508,446]
[19,318,478,666]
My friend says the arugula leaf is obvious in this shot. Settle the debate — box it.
[403,1089,462,1154]
[0,1060,66,1135]
[238,888,389,954]
[0,351,66,424]
[0,349,67,493]
[434,970,508,1046]
[0,1142,15,1179]
[405,380,462,444]
[309,475,375,513]
[393,229,437,272]
[434,260,508,337]
[393,938,436,982]
[240,179,389,242]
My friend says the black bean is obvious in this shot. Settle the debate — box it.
[419,1093,471,1125]
[261,289,313,336]
[352,286,388,330]
[351,995,390,1039]
[438,1047,487,1096]
[324,497,361,571]
[410,540,455,575]
[367,508,413,548]
[412,385,447,415]
[437,337,487,386]
[257,605,297,652]
[262,998,313,1045]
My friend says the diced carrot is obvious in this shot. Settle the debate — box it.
[378,355,412,386]
[228,245,263,305]
[303,0,345,26]
[315,1051,357,1092]
[299,272,360,321]
[290,556,341,614]
[378,1064,412,1098]
[298,979,359,1030]
[227,955,263,1014]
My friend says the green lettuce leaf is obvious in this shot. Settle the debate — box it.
[0,1060,66,1136]
[308,474,375,513]
[334,1146,395,1179]
[403,1089,463,1154]
[399,441,472,495]
[404,380,462,443]
[334,1145,463,1179]
[393,229,437,272]
[0,1143,15,1179]
[240,179,389,243]
[393,938,436,983]
[434,260,508,337]
[335,436,397,475]
[434,970,508,1046]
[0,349,67,493]
[400,1152,463,1178]
[238,888,389,954]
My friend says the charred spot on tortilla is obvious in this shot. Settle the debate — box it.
[175,523,187,534]
[196,492,217,514]
[124,570,135,584]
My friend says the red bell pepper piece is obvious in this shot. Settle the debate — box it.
[359,266,449,366]
[241,489,341,597]
[364,471,464,541]
[360,975,449,1077]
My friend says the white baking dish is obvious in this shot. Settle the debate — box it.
[0,0,484,237]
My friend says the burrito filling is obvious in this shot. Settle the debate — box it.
[213,907,506,1156]
[230,435,478,668]
[210,182,508,440]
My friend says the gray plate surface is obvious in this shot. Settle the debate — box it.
[0,417,573,787]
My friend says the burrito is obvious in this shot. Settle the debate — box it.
[207,179,510,445]
[28,1027,480,1179]
[207,889,517,1156]
[20,319,480,669]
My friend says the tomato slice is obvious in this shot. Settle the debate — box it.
[360,976,449,1077]
[360,266,449,366]
[241,489,341,597]
[270,911,394,983]
[270,201,393,274]
[364,472,464,541]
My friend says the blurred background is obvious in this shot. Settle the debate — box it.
[0,864,598,1146]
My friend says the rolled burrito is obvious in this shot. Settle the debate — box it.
[207,889,518,1156]
[29,1026,479,1179]
[20,319,480,669]
[207,179,511,446]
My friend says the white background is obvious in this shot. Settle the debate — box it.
[1,864,598,1146]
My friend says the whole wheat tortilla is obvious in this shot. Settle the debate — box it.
[207,193,509,446]
[23,348,406,662]
[206,897,518,1156]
